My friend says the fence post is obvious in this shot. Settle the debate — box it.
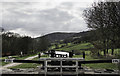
[44,60,47,76]
[118,62,120,75]
[60,59,62,74]
[38,53,41,58]
[76,60,78,74]
[83,52,85,59]
[69,52,73,58]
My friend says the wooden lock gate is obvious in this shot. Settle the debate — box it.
[2,58,119,76]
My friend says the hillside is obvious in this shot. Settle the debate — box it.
[36,31,90,43]
[56,43,93,51]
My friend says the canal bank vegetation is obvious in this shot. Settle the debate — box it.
[8,55,48,69]
[1,54,38,66]
[54,43,119,70]
[8,41,120,70]
[8,53,119,70]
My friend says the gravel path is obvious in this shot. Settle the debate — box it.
[0,55,38,74]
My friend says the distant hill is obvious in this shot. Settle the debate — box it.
[72,31,90,37]
[36,31,90,43]
[36,32,75,42]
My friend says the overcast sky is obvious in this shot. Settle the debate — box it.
[1,0,102,38]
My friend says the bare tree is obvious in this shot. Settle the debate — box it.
[83,1,120,56]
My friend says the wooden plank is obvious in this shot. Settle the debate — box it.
[39,58,84,61]
[4,59,44,64]
[60,60,62,73]
[39,71,80,75]
[4,59,113,64]
[47,66,60,67]
[76,61,79,76]
[44,60,47,75]
[78,60,112,64]
[62,66,76,68]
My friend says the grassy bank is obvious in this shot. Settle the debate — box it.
[56,43,93,51]
[1,54,38,66]
[8,54,119,70]
[73,55,118,70]
[3,42,120,70]
[8,55,48,69]
[57,43,119,70]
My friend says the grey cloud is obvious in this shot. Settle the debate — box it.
[37,8,73,21]
[2,2,88,37]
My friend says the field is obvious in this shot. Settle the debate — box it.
[73,55,118,70]
[56,43,120,70]
[8,55,48,69]
[8,54,119,70]
[56,43,93,51]
[2,43,120,70]
[1,54,38,66]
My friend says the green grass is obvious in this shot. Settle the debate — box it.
[49,43,72,50]
[1,54,38,66]
[50,45,56,49]
[4,42,120,70]
[8,63,41,69]
[55,42,119,56]
[82,63,118,70]
[73,55,83,58]
[0,57,8,59]
[8,54,119,70]
[1,57,10,66]
[73,55,119,70]
[1,62,10,66]
[56,43,93,51]
[54,42,119,70]
[85,51,91,55]
[98,49,120,57]
[16,54,37,60]
[73,55,98,60]
[8,55,48,69]
[108,49,120,55]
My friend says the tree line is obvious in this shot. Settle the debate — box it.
[83,1,120,56]
[2,31,50,56]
